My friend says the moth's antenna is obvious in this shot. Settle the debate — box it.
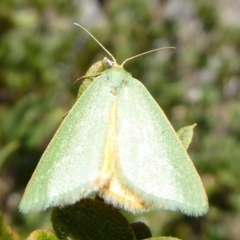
[74,23,117,64]
[120,47,176,67]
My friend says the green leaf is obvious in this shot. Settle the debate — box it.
[130,222,152,240]
[26,230,58,240]
[146,237,181,240]
[51,198,136,240]
[77,58,113,99]
[177,124,197,150]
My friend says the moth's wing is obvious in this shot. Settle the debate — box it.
[117,78,208,216]
[19,73,113,213]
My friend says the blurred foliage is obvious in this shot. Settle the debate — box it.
[0,212,19,240]
[0,0,240,239]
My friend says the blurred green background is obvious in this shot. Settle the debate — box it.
[0,0,240,239]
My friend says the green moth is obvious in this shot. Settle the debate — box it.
[19,24,208,217]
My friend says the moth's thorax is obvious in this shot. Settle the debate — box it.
[103,67,131,95]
